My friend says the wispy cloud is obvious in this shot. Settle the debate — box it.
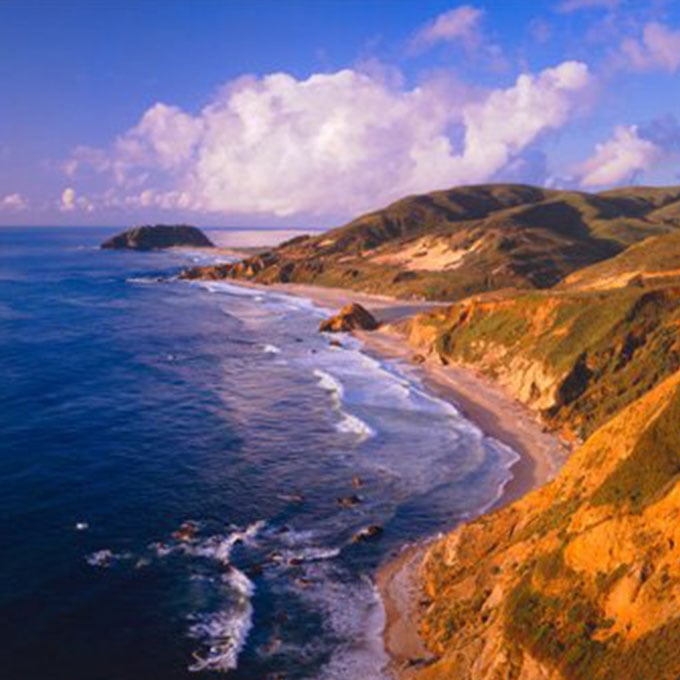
[411,5,485,50]
[68,62,591,219]
[557,0,620,13]
[0,193,28,211]
[619,21,680,73]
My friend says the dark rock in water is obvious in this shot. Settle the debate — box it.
[172,521,198,542]
[246,563,264,578]
[101,225,214,250]
[412,353,427,364]
[329,339,344,348]
[336,494,362,508]
[351,525,383,543]
[351,475,364,489]
[319,303,379,333]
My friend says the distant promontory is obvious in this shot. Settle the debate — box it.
[101,225,214,250]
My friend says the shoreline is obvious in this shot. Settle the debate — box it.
[359,327,568,678]
[204,278,569,678]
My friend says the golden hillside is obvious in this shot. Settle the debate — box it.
[414,369,680,680]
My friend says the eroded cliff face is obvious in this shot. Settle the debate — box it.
[414,371,680,680]
[399,285,680,440]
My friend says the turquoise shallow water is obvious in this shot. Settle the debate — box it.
[0,227,517,680]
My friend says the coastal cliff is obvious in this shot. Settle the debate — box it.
[386,229,680,679]
[412,369,680,680]
[180,183,680,301]
[399,282,680,441]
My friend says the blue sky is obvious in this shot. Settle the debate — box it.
[2,0,680,226]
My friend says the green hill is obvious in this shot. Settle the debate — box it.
[181,183,680,301]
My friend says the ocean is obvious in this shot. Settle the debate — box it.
[0,227,518,680]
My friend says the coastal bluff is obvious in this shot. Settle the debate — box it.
[101,224,214,250]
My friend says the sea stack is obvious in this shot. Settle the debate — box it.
[319,303,379,332]
[101,225,214,250]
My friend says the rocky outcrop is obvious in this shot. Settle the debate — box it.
[319,303,379,332]
[101,225,214,250]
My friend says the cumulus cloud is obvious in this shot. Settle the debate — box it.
[60,187,76,211]
[578,125,660,187]
[412,5,484,49]
[1,193,28,211]
[68,62,591,219]
[60,186,93,213]
[558,0,619,13]
[619,22,680,73]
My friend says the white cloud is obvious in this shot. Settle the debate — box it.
[68,62,591,219]
[578,125,660,187]
[60,186,94,213]
[558,0,619,13]
[620,22,680,73]
[460,61,591,181]
[60,187,76,211]
[412,5,484,49]
[0,193,28,211]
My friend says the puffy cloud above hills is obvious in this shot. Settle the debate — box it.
[69,61,591,219]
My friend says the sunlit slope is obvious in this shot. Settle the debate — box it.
[414,369,680,680]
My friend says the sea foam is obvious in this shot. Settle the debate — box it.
[183,520,264,673]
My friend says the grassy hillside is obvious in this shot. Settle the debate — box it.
[561,230,680,291]
[414,369,680,680]
[180,183,680,301]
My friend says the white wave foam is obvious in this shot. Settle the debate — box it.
[186,520,265,565]
[85,549,132,567]
[184,520,264,673]
[336,411,375,440]
[187,566,255,673]
[282,546,341,564]
[127,276,164,285]
[314,368,344,400]
[313,369,374,440]
[263,344,281,354]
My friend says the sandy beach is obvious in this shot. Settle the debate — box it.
[227,279,569,678]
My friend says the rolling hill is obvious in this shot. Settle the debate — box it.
[181,183,680,301]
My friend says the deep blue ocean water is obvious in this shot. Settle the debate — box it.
[0,227,517,680]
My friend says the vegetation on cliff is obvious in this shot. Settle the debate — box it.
[101,224,214,250]
[180,184,680,301]
[401,263,680,441]
[394,229,680,679]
